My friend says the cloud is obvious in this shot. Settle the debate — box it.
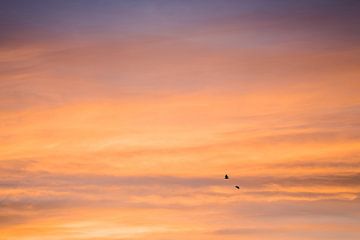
[1,1,360,239]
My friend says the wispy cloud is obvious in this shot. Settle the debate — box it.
[1,0,360,239]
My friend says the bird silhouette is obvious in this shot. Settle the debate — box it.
[224,174,240,190]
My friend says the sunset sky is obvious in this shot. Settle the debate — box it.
[1,0,360,239]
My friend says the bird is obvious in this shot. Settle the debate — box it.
[224,174,229,179]
[235,185,240,189]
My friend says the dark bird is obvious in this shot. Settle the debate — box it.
[235,185,240,189]
[224,174,229,179]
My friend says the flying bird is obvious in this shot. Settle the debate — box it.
[224,174,240,190]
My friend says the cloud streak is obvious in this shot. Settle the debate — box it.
[1,0,360,239]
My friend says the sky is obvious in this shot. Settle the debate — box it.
[0,0,360,239]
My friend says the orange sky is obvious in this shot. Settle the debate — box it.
[1,1,360,239]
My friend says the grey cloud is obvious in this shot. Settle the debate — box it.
[1,160,360,190]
